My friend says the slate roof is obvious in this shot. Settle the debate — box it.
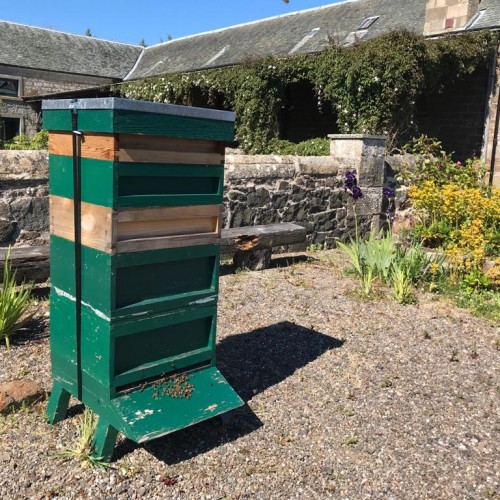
[472,0,500,31]
[0,21,143,79]
[128,0,427,80]
[128,0,500,81]
[2,0,500,84]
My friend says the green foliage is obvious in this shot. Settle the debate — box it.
[0,247,35,349]
[412,220,453,249]
[444,279,500,321]
[263,137,329,156]
[462,268,492,292]
[338,230,438,300]
[2,130,49,150]
[57,408,110,469]
[337,230,397,296]
[120,30,498,153]
[391,262,415,304]
[398,135,487,188]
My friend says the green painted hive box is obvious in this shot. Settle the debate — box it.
[43,98,243,460]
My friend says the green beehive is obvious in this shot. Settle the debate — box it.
[43,98,243,460]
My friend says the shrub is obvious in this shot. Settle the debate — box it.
[338,230,437,300]
[398,135,487,188]
[262,137,330,156]
[120,30,498,153]
[0,247,35,349]
[409,181,500,267]
[2,130,48,150]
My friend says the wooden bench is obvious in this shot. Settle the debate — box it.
[0,222,307,281]
[220,222,306,270]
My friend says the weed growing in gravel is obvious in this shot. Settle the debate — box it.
[343,436,359,446]
[57,408,110,469]
[0,247,36,349]
[307,243,324,252]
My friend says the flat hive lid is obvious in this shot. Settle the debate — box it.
[42,98,235,141]
[42,97,235,123]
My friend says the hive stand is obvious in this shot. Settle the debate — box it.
[43,98,243,460]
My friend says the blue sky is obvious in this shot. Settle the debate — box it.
[3,0,342,46]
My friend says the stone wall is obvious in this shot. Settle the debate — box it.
[0,134,387,249]
[223,134,386,248]
[0,150,49,246]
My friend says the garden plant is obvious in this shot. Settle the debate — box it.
[0,247,35,349]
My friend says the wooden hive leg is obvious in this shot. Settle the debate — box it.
[92,419,119,462]
[46,382,71,424]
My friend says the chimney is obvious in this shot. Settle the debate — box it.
[424,0,480,35]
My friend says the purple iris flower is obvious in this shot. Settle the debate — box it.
[351,186,363,200]
[344,171,363,200]
[383,187,395,198]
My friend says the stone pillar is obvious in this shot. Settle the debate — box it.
[328,134,387,234]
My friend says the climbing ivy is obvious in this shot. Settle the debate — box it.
[119,30,498,153]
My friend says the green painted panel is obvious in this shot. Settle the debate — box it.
[114,110,234,141]
[117,193,222,208]
[80,367,244,443]
[117,164,223,178]
[115,254,217,309]
[111,304,216,338]
[119,173,219,197]
[114,314,214,376]
[51,235,113,316]
[114,347,213,388]
[114,244,219,267]
[49,292,78,394]
[50,235,76,295]
[49,155,115,207]
[51,238,221,319]
[43,109,114,133]
[43,109,234,141]
[114,245,220,316]
[117,163,223,208]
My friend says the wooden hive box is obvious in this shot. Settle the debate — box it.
[43,98,243,460]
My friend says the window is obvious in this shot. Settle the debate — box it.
[0,78,20,98]
[357,16,379,31]
[0,117,21,142]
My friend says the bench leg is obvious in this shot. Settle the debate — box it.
[46,382,71,424]
[233,248,272,271]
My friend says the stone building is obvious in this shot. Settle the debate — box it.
[0,21,141,141]
[1,0,500,184]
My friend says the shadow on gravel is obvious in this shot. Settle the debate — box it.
[9,316,49,346]
[115,321,343,465]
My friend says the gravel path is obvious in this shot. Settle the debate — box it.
[0,250,498,499]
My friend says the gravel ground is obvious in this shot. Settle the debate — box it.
[0,250,499,500]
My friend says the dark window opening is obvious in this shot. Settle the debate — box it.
[0,78,20,98]
[0,117,21,142]
[414,67,489,161]
[280,81,338,142]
